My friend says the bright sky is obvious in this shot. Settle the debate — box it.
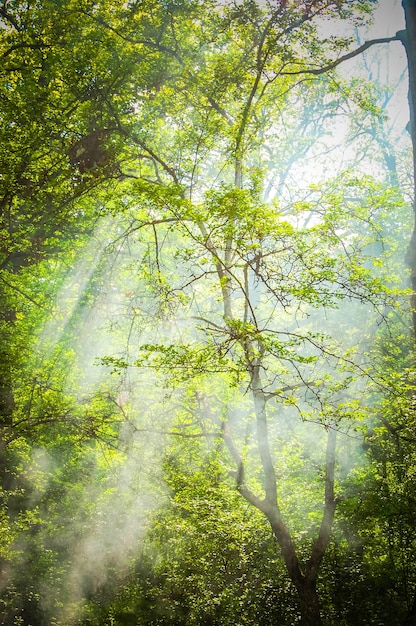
[371,0,405,36]
[356,0,408,135]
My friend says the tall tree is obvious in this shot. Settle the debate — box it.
[94,2,405,623]
[400,0,416,340]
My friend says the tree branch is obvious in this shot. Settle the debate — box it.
[221,418,266,511]
[0,7,21,31]
[1,42,51,59]
[306,425,337,579]
[280,36,400,77]
[129,136,180,184]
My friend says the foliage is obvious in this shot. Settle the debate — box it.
[0,0,414,625]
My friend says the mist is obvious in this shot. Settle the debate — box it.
[1,0,414,624]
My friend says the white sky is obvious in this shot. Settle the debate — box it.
[354,0,408,138]
[371,0,405,36]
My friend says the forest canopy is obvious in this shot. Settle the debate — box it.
[0,1,415,625]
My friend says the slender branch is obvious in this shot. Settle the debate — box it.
[78,10,185,66]
[129,136,180,184]
[0,274,44,308]
[1,42,51,59]
[152,222,161,274]
[234,16,274,161]
[221,418,266,511]
[0,7,21,31]
[196,220,234,319]
[280,36,400,77]
[106,217,181,247]
[129,426,221,439]
[205,95,234,125]
[307,425,337,579]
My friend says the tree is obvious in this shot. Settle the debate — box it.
[93,2,408,623]
[400,0,416,339]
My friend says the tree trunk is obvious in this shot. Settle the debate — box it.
[0,289,15,428]
[297,578,323,626]
[403,579,416,625]
[264,426,336,625]
[265,504,323,625]
[231,364,338,626]
[401,1,416,337]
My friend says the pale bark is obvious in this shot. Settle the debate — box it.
[222,347,338,625]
